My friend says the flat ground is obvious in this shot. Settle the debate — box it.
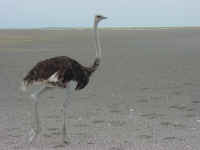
[0,28,200,149]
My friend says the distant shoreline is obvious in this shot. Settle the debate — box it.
[0,26,200,31]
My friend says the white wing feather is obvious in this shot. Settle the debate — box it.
[48,72,59,82]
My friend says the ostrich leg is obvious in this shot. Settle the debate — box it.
[28,86,48,144]
[62,95,71,144]
[62,81,77,144]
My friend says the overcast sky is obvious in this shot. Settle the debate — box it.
[0,0,199,28]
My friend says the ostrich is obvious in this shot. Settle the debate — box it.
[21,15,107,144]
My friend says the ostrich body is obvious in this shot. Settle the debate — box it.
[22,15,107,144]
[24,56,99,90]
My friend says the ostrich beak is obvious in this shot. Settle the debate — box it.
[102,16,107,19]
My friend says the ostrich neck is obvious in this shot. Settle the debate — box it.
[94,21,102,58]
[85,20,102,74]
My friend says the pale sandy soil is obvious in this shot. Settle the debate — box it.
[0,28,200,149]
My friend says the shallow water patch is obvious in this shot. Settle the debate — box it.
[140,113,165,120]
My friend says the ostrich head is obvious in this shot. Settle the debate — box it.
[95,15,107,24]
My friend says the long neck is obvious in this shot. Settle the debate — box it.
[86,20,102,75]
[94,21,102,59]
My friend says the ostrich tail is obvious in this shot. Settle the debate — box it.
[20,81,27,92]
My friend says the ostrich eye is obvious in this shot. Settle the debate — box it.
[97,15,101,18]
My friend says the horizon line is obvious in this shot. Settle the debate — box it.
[0,26,200,30]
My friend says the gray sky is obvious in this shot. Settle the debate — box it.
[0,0,199,28]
